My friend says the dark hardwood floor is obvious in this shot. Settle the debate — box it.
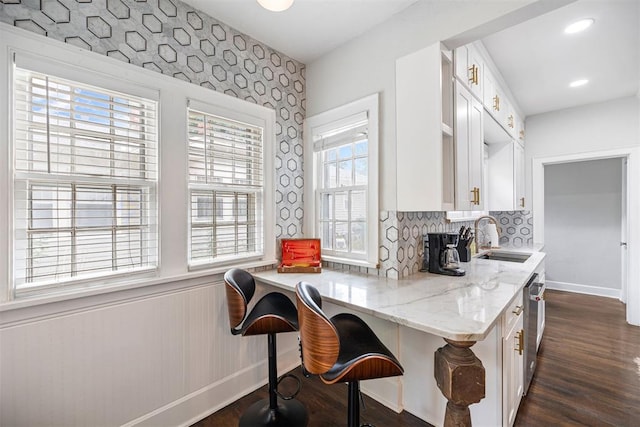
[194,290,640,427]
[515,290,640,427]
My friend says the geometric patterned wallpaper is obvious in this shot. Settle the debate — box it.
[0,0,306,241]
[0,1,535,279]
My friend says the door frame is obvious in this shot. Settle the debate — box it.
[532,147,640,326]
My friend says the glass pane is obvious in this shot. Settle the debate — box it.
[338,144,352,159]
[192,193,213,224]
[320,193,333,220]
[320,221,333,250]
[351,222,366,253]
[324,162,336,188]
[338,160,353,187]
[216,193,235,223]
[31,185,72,229]
[75,229,113,273]
[191,227,213,260]
[354,158,368,185]
[237,194,248,222]
[29,231,72,281]
[76,186,113,227]
[355,140,368,156]
[325,148,336,162]
[116,188,142,226]
[351,191,366,221]
[335,222,348,252]
[335,192,348,221]
[116,229,142,268]
[215,225,236,256]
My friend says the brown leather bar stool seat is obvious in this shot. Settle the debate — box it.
[224,268,308,427]
[295,281,404,427]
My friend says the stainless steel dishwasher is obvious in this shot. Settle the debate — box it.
[523,273,545,394]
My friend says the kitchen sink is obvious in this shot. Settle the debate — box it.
[477,251,531,263]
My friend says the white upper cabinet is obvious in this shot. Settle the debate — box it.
[396,42,455,212]
[455,82,484,211]
[455,44,483,101]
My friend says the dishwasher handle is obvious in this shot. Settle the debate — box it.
[529,282,546,301]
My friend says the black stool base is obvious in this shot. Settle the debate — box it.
[239,398,308,427]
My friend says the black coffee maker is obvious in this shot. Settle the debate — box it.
[423,232,465,276]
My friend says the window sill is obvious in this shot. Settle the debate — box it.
[0,259,277,326]
[322,255,378,270]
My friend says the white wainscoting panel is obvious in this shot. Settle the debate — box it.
[0,280,300,426]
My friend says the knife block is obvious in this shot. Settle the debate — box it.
[456,240,471,262]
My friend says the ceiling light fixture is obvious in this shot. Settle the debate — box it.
[257,0,294,12]
[564,18,594,34]
[569,79,589,88]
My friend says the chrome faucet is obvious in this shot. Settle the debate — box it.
[474,215,500,250]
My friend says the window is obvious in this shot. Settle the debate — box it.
[187,106,265,266]
[305,94,379,267]
[13,67,158,293]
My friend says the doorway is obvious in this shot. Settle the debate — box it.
[544,158,623,299]
[532,148,640,326]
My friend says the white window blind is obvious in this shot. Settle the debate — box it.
[13,67,158,292]
[187,107,264,265]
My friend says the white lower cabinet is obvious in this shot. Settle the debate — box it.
[502,292,525,427]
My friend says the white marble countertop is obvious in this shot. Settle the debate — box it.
[254,248,545,341]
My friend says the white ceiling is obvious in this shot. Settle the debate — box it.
[181,0,419,64]
[481,0,639,117]
[182,0,639,117]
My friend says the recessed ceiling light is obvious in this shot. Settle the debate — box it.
[257,0,294,12]
[564,18,595,34]
[569,79,589,88]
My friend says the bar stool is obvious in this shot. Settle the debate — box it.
[224,269,308,427]
[295,281,404,427]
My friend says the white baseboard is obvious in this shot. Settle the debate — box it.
[124,346,301,427]
[546,280,621,299]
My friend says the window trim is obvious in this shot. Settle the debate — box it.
[304,93,379,268]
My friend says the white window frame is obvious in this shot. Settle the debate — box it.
[9,53,160,297]
[0,25,276,305]
[304,94,379,268]
[186,99,273,269]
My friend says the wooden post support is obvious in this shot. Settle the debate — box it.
[434,339,486,427]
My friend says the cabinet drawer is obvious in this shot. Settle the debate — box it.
[503,291,524,336]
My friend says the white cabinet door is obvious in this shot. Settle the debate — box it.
[514,141,526,210]
[454,82,484,210]
[503,313,524,427]
[455,44,482,100]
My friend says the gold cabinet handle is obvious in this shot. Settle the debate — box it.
[515,329,524,355]
[512,305,523,316]
[470,187,480,205]
[468,64,479,85]
[519,130,525,140]
[508,115,514,128]
[493,95,500,111]
[520,197,525,208]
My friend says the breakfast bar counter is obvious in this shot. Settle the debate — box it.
[254,250,545,342]
[254,248,545,427]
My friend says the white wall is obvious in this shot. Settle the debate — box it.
[305,0,540,211]
[526,96,640,202]
[544,159,622,296]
